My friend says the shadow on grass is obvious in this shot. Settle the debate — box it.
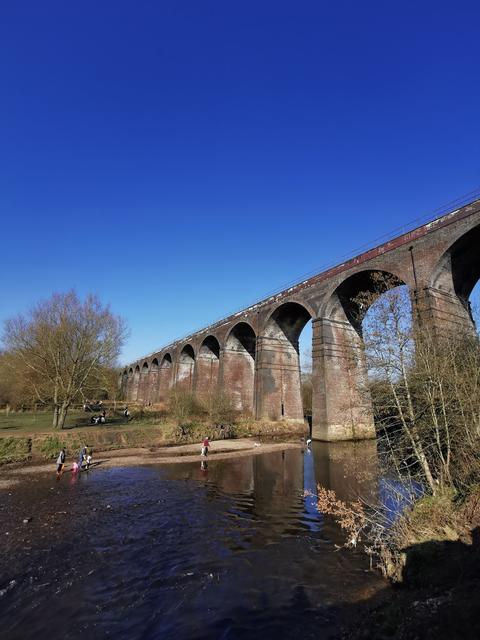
[62,417,128,430]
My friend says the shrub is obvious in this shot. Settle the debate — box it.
[0,437,31,464]
[39,435,65,459]
[200,391,237,425]
[167,389,202,426]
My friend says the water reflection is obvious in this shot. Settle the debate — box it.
[0,442,385,640]
[312,440,379,503]
[163,441,380,544]
[378,477,423,524]
[303,448,322,531]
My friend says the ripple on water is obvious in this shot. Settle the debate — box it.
[0,446,385,640]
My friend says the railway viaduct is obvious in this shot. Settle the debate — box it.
[121,198,480,441]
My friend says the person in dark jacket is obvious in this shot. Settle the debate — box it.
[78,445,87,470]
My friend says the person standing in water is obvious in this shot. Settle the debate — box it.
[201,437,210,457]
[78,445,87,470]
[56,448,66,477]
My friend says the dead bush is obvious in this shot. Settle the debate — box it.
[200,390,237,425]
[167,389,202,426]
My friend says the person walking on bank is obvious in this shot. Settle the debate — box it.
[56,448,66,477]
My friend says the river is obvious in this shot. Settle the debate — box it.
[0,441,386,639]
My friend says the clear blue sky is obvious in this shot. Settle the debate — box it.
[1,1,479,364]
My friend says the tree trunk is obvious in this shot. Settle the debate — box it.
[52,380,60,428]
[58,402,70,430]
[52,405,60,428]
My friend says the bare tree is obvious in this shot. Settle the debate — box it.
[2,291,127,429]
[358,283,437,492]
[358,275,480,494]
[0,350,42,411]
[86,365,124,410]
[310,277,480,577]
[301,372,312,416]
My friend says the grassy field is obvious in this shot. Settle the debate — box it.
[0,409,305,464]
[0,407,166,434]
[0,411,130,434]
[0,409,176,464]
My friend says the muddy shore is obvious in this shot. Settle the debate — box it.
[1,438,303,487]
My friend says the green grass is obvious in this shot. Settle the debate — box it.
[0,408,237,464]
[0,411,176,464]
[0,410,304,465]
[0,411,143,433]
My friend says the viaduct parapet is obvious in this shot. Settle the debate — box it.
[122,198,480,441]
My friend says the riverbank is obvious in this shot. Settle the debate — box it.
[0,438,303,487]
[337,534,480,639]
[335,488,480,639]
[0,413,307,465]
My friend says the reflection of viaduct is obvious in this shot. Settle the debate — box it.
[122,199,480,441]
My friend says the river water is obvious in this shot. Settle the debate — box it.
[0,442,385,639]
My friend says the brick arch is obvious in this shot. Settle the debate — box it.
[321,268,407,336]
[424,224,480,332]
[263,297,316,330]
[179,343,195,360]
[196,335,221,399]
[262,301,313,345]
[120,369,128,398]
[199,335,220,358]
[222,322,256,412]
[160,352,173,368]
[431,224,480,305]
[157,353,173,403]
[136,361,149,403]
[132,365,141,401]
[175,344,195,391]
[148,358,159,403]
[224,321,256,355]
[312,268,407,441]
[256,301,313,422]
[125,367,133,401]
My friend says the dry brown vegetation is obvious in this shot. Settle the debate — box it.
[161,387,266,443]
[314,277,480,581]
